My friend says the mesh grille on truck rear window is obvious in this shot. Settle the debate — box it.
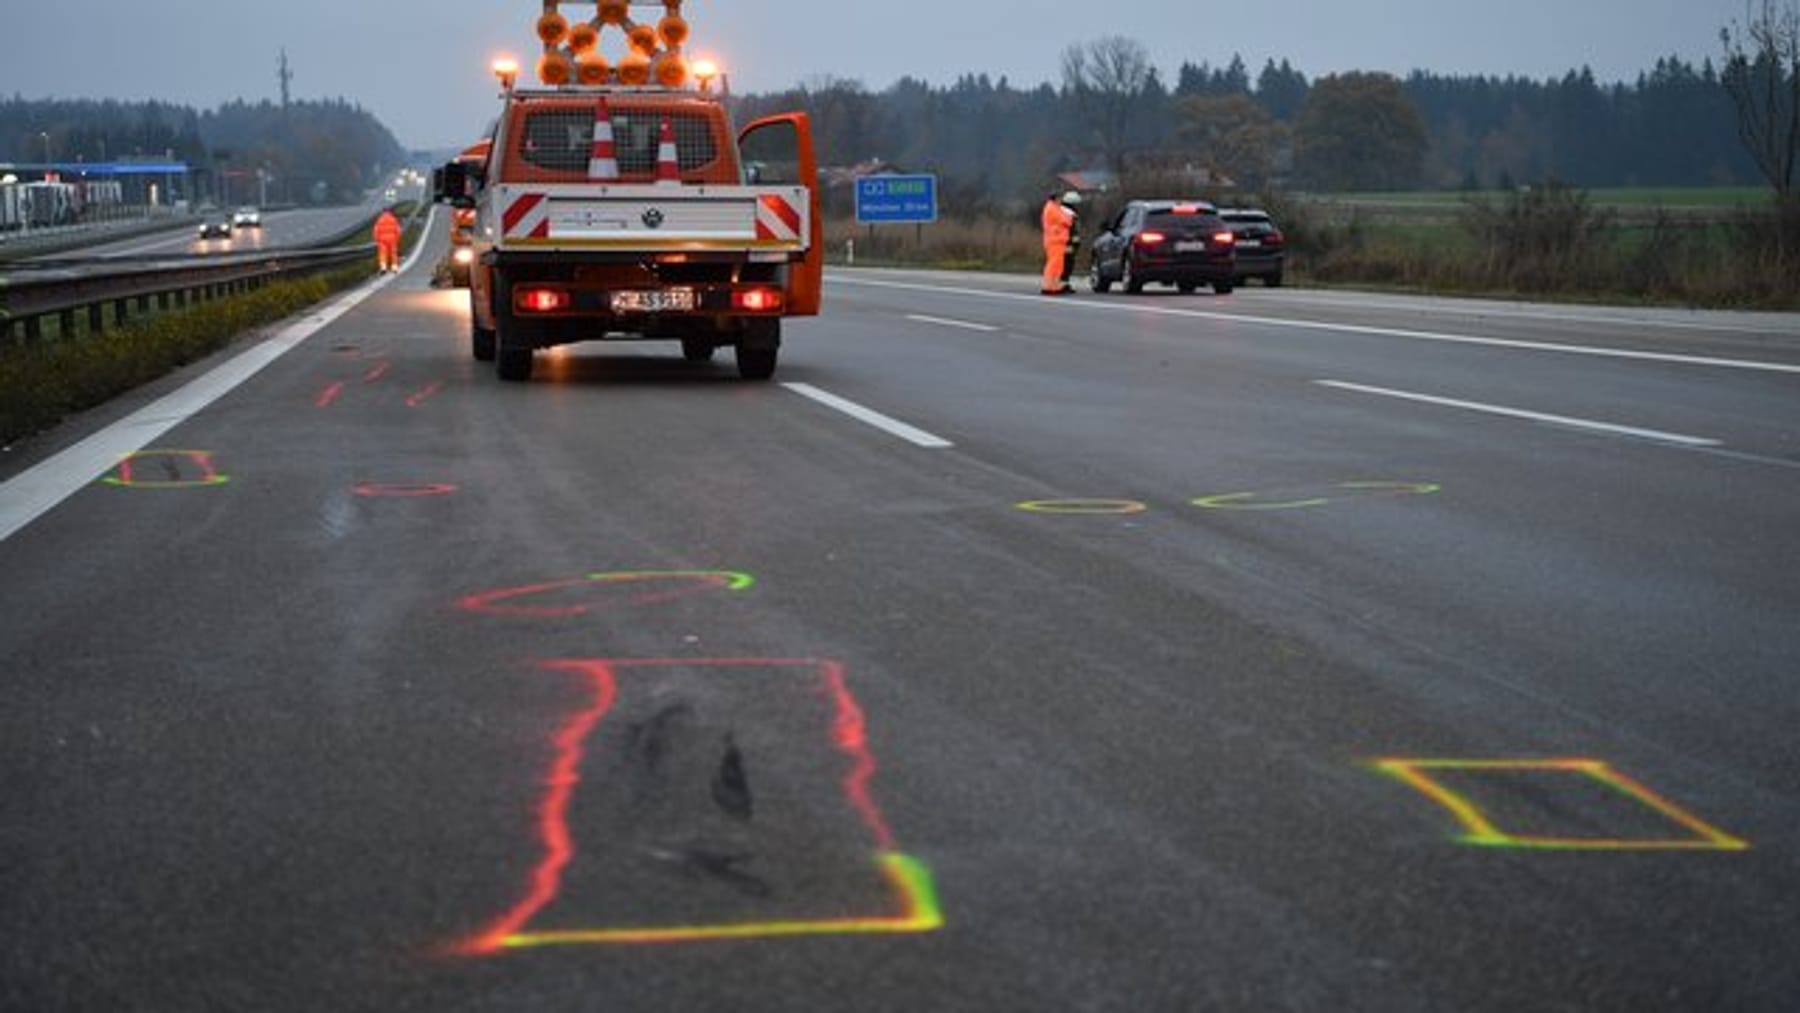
[518,109,719,176]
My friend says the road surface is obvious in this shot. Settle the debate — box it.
[2,222,1797,1010]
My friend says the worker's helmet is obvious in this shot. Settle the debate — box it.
[1061,190,1083,206]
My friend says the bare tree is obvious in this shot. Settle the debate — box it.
[1061,36,1153,175]
[1721,0,1800,197]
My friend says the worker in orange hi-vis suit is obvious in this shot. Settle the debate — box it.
[373,208,403,273]
[1041,190,1080,295]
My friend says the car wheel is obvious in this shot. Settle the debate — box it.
[1090,261,1112,294]
[1213,281,1235,295]
[1265,272,1284,288]
[682,339,716,363]
[1177,282,1197,294]
[1123,258,1144,294]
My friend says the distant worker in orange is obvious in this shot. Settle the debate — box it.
[1041,190,1081,295]
[373,207,403,274]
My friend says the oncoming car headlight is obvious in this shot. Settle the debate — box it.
[454,248,475,265]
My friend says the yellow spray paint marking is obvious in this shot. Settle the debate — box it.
[1016,499,1149,516]
[1371,757,1749,851]
[1193,481,1439,511]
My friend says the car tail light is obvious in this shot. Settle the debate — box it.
[1213,231,1237,245]
[515,287,571,313]
[733,287,783,312]
[1268,230,1285,244]
[1136,231,1166,245]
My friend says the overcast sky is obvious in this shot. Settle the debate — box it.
[0,1,1745,150]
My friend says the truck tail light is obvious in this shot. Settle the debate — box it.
[515,287,571,313]
[733,287,783,312]
[1136,231,1166,246]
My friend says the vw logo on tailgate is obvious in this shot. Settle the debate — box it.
[641,208,665,229]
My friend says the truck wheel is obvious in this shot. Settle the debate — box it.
[682,339,716,363]
[469,290,496,361]
[497,345,533,382]
[1265,272,1284,288]
[737,346,778,380]
[736,318,780,381]
[1213,280,1235,296]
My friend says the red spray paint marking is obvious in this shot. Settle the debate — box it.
[456,572,754,618]
[314,382,345,408]
[406,380,445,408]
[353,482,458,498]
[458,658,900,956]
[362,360,393,384]
[102,450,229,488]
[462,659,619,953]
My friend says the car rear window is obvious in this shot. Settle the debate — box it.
[1146,209,1226,232]
[515,108,719,177]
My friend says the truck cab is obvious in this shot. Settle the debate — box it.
[438,87,821,382]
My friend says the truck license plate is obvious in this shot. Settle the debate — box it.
[611,289,695,313]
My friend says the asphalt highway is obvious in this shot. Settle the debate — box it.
[2,222,1797,1011]
[60,203,385,260]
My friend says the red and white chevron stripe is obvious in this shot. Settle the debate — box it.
[588,98,619,181]
[501,192,552,240]
[755,193,804,243]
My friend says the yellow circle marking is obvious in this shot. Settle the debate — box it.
[1015,499,1149,516]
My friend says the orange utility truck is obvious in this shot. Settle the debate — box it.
[434,1,822,382]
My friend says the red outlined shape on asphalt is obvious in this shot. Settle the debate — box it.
[100,450,230,488]
[362,360,392,384]
[405,380,445,408]
[352,482,459,498]
[455,659,940,954]
[456,571,756,618]
[314,382,345,408]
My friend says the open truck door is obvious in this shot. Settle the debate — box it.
[738,112,823,316]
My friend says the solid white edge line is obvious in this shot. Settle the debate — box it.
[831,275,1800,376]
[1316,380,1723,448]
[905,313,1000,333]
[0,214,437,544]
[782,383,954,449]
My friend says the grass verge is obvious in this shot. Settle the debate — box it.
[0,262,374,445]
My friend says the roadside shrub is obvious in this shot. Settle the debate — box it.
[1460,181,1614,291]
[0,264,373,445]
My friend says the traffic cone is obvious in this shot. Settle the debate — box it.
[588,97,620,181]
[654,116,681,186]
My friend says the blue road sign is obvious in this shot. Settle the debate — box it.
[854,174,938,224]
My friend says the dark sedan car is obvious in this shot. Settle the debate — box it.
[1220,207,1286,287]
[1090,201,1237,295]
[197,220,232,240]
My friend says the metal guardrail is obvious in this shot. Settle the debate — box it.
[0,201,425,349]
[0,245,371,347]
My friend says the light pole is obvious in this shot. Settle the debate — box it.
[39,132,51,169]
